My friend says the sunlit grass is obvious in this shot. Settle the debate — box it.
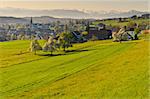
[0,36,149,99]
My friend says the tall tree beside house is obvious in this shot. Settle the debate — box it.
[58,32,73,52]
[64,24,69,33]
[55,37,61,50]
[54,21,61,33]
[134,28,140,40]
[29,39,42,55]
[43,37,56,55]
[86,21,90,34]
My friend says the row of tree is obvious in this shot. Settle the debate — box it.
[29,32,73,55]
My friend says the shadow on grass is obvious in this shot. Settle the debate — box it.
[15,51,29,55]
[65,49,89,53]
[38,49,90,57]
[38,53,66,56]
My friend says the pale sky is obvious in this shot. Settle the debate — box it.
[0,0,149,12]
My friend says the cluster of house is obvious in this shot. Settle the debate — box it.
[0,15,149,42]
[4,20,56,41]
[0,23,143,42]
[0,18,87,42]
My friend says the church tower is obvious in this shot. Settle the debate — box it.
[30,17,33,31]
[30,17,33,25]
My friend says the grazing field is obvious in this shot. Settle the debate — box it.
[0,36,149,98]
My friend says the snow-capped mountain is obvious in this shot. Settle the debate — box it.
[0,8,149,19]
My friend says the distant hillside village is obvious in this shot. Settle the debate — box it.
[0,14,149,42]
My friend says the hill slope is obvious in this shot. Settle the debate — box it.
[0,38,149,98]
[0,16,72,24]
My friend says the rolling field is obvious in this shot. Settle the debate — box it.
[0,37,149,98]
[93,19,149,27]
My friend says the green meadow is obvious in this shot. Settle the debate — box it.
[93,19,149,27]
[0,35,149,98]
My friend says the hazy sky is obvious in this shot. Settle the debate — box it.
[0,0,149,12]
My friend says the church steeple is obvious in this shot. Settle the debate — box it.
[30,17,33,31]
[30,17,33,25]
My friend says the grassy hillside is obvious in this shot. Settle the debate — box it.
[0,36,149,98]
[93,19,149,27]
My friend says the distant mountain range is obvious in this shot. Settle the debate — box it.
[0,16,71,24]
[0,8,149,24]
[0,7,149,19]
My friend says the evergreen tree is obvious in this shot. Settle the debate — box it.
[58,32,73,52]
[134,28,140,40]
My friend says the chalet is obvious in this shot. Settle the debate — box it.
[88,23,112,40]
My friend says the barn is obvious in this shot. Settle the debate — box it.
[88,23,112,40]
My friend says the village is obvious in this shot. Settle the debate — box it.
[0,14,149,43]
[0,0,150,98]
[0,14,149,55]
